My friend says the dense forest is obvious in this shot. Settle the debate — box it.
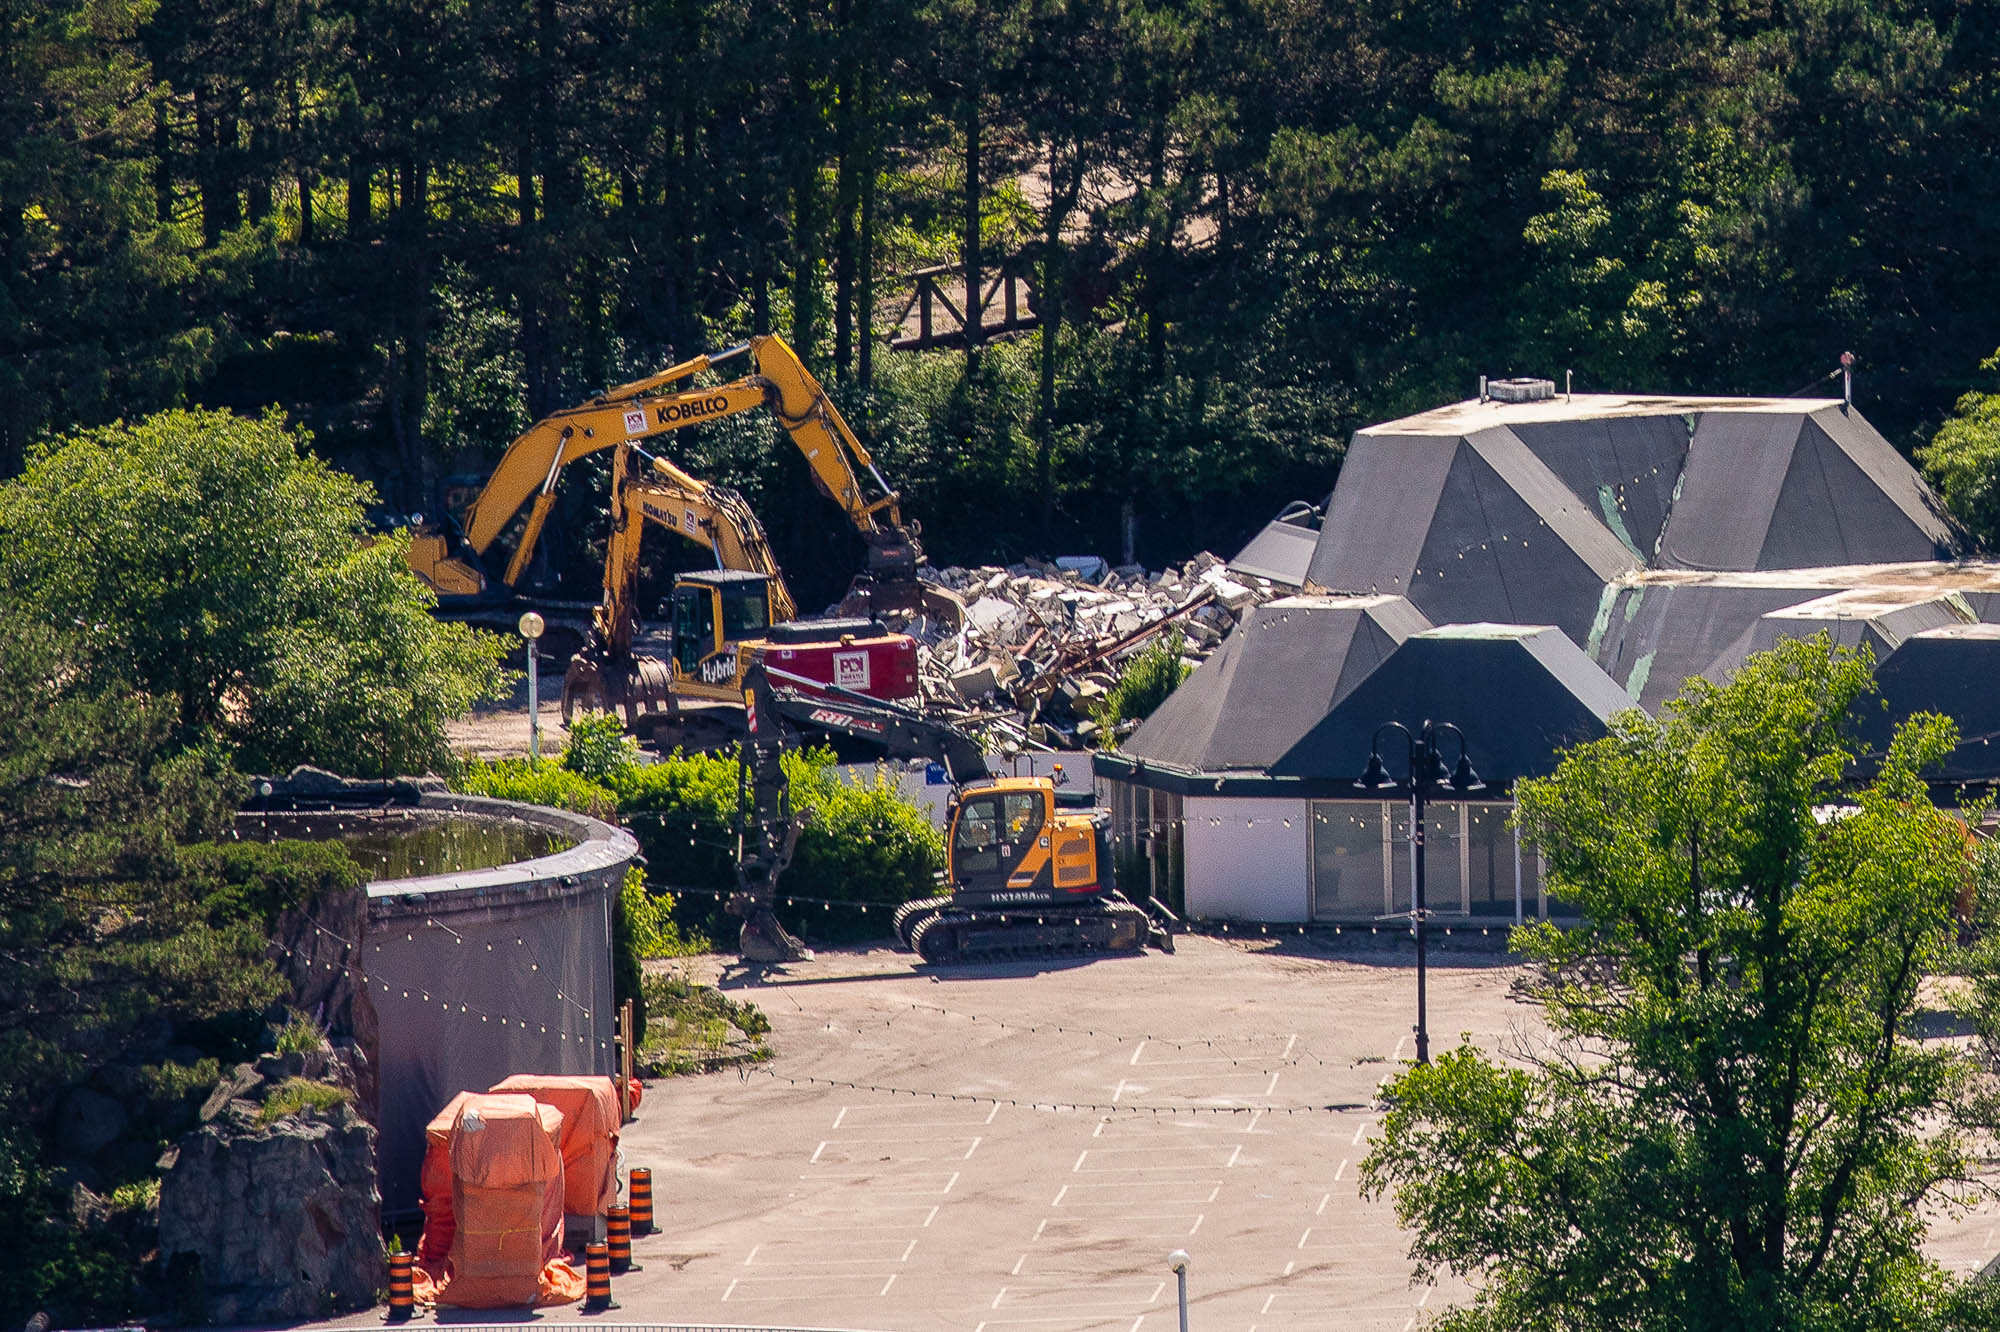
[6,0,1999,589]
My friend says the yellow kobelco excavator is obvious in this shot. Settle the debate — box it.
[407,332,958,627]
[403,333,964,749]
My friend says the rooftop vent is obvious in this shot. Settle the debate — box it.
[1487,377,1556,403]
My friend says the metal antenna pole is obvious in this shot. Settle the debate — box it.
[1411,749,1429,1066]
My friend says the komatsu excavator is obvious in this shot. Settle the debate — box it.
[725,655,1162,966]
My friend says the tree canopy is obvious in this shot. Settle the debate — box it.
[1917,350,2000,554]
[5,0,1998,580]
[0,407,510,777]
[1361,637,1989,1331]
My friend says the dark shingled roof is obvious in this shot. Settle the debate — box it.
[1274,397,1958,629]
[1123,595,1430,772]
[1194,394,1995,788]
[1658,407,1956,570]
[1267,625,1635,785]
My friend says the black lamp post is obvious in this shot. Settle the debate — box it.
[1356,720,1484,1065]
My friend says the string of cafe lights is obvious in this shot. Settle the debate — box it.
[759,1070,1374,1116]
[267,915,613,1054]
[640,881,1519,941]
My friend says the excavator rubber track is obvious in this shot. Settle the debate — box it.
[907,897,1151,966]
[893,898,946,950]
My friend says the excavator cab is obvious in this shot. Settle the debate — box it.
[950,785,1049,890]
[670,569,773,690]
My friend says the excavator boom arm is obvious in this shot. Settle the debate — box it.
[461,378,775,578]
[744,334,902,534]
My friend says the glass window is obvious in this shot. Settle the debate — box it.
[1466,804,1516,918]
[1387,801,1463,917]
[1002,792,1042,844]
[954,796,1000,874]
[673,589,713,673]
[720,585,769,641]
[1310,801,1387,920]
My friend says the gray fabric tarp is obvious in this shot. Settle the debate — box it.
[368,886,617,1215]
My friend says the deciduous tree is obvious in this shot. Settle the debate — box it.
[1363,638,1986,1331]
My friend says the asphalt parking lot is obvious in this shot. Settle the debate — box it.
[606,931,1514,1331]
[324,929,2000,1331]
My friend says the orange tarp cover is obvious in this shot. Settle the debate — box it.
[489,1074,622,1217]
[413,1093,584,1309]
[416,1091,480,1264]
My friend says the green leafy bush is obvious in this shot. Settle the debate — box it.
[273,1010,328,1056]
[637,973,772,1075]
[563,711,641,784]
[457,756,619,820]
[140,1058,221,1104]
[0,1127,133,1325]
[1096,630,1191,747]
[612,747,943,947]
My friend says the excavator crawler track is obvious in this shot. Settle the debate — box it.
[893,899,946,951]
[908,898,1151,966]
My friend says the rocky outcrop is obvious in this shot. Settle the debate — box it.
[271,880,380,1123]
[157,1058,380,1325]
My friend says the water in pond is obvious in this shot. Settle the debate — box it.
[235,811,573,879]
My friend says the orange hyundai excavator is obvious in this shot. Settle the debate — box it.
[403,334,963,750]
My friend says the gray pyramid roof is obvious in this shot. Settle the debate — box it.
[1658,406,1955,570]
[1267,624,1635,785]
[1264,396,1958,643]
[1852,625,2000,782]
[1591,565,1999,711]
[1304,428,1642,643]
[1124,594,1430,772]
[1229,498,1327,586]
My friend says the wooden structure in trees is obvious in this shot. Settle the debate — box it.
[885,255,1041,351]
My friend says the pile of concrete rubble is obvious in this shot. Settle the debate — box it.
[910,552,1280,750]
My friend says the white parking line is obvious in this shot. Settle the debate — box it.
[743,1238,918,1267]
[767,1202,939,1230]
[802,1168,959,1194]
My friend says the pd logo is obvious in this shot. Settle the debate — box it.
[833,650,870,691]
[622,409,646,435]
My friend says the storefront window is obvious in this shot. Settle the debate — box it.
[1309,801,1387,920]
[1466,804,1515,918]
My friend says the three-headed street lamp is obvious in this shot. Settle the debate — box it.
[1355,721,1484,1065]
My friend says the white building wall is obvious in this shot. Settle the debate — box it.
[1183,796,1311,922]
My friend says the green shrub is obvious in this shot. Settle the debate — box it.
[1096,630,1191,747]
[0,1127,133,1325]
[274,1010,328,1055]
[562,711,641,784]
[637,973,772,1074]
[107,1178,159,1216]
[257,1078,352,1125]
[612,746,943,947]
[457,756,619,820]
[140,1057,221,1103]
[611,866,708,1046]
